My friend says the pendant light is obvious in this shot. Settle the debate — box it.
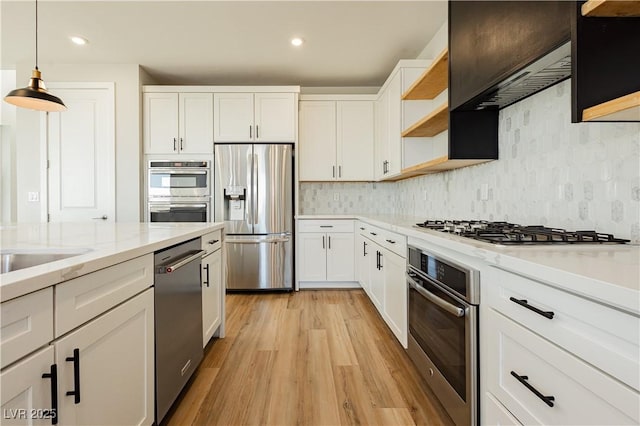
[4,0,66,112]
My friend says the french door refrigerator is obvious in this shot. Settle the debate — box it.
[214,144,293,290]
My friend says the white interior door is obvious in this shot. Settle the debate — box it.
[46,83,115,222]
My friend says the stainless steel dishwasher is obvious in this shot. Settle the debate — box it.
[154,237,204,423]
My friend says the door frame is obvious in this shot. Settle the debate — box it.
[40,82,115,222]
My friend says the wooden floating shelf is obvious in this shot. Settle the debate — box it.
[402,102,448,137]
[382,157,492,181]
[582,91,640,121]
[402,48,449,100]
[582,0,640,16]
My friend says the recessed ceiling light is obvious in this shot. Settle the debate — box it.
[70,36,88,46]
[291,37,304,47]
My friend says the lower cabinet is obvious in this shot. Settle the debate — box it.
[380,247,406,347]
[202,248,222,347]
[54,288,155,425]
[484,391,522,425]
[297,220,355,287]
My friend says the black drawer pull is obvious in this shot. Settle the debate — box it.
[65,348,81,404]
[41,364,59,424]
[359,227,365,230]
[510,371,555,407]
[320,225,333,228]
[385,239,396,244]
[509,297,554,319]
[208,239,219,245]
[370,232,377,236]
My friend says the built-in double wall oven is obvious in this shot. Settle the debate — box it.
[147,160,211,222]
[406,244,479,426]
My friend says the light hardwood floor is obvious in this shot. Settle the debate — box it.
[165,290,454,426]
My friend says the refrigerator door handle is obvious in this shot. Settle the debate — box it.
[253,152,259,226]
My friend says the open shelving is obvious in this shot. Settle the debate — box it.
[401,102,448,137]
[581,0,640,17]
[385,157,491,181]
[582,91,640,121]
[402,49,449,100]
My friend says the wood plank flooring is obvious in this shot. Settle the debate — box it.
[165,290,454,426]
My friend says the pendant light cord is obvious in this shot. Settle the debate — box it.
[35,0,38,70]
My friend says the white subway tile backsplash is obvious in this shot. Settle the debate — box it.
[299,80,640,243]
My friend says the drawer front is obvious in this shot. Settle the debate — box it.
[379,229,406,258]
[55,254,154,337]
[201,229,222,252]
[483,392,522,425]
[1,288,53,369]
[486,266,639,390]
[486,309,639,425]
[298,219,354,233]
[356,221,369,236]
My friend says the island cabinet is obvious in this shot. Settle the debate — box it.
[296,220,356,288]
[299,96,375,182]
[213,92,296,142]
[143,92,214,155]
[355,222,408,348]
[201,230,223,347]
[0,256,155,426]
[481,266,640,425]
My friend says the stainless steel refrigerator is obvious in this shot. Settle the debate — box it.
[214,144,293,290]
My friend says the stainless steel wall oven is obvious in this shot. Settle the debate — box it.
[147,160,211,222]
[406,245,479,426]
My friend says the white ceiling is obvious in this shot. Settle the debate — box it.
[1,1,447,87]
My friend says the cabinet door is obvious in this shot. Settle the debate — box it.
[382,249,407,348]
[202,249,222,347]
[337,101,374,181]
[299,101,337,181]
[326,233,355,282]
[143,93,179,154]
[179,93,213,154]
[369,249,384,310]
[1,346,55,426]
[374,91,389,180]
[356,234,371,295]
[55,289,154,426]
[254,93,296,142]
[213,93,254,142]
[297,233,327,281]
[386,72,403,177]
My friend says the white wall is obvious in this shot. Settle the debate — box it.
[1,70,17,223]
[14,63,144,222]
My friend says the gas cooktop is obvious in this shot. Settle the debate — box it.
[414,220,630,245]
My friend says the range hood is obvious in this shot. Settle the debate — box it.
[473,41,572,110]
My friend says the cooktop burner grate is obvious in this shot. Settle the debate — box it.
[414,220,629,245]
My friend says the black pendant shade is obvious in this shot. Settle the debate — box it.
[3,0,66,112]
[5,68,67,112]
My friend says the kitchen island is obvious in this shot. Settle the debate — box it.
[0,222,224,426]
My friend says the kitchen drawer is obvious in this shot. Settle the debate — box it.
[356,221,369,235]
[486,309,639,425]
[378,229,406,258]
[298,219,354,233]
[55,254,154,337]
[1,287,53,369]
[486,266,639,390]
[483,392,522,425]
[201,229,222,252]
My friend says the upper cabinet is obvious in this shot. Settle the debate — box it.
[143,92,214,155]
[299,96,374,181]
[572,1,640,122]
[214,92,296,142]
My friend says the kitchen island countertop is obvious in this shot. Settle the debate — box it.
[0,222,224,302]
[296,214,640,314]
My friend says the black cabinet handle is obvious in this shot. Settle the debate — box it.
[322,236,325,249]
[370,232,377,236]
[65,348,81,404]
[203,264,210,287]
[256,125,259,139]
[328,236,331,249]
[510,371,555,407]
[320,225,333,228]
[173,138,177,151]
[42,364,59,425]
[180,138,183,150]
[208,239,219,245]
[363,241,367,256]
[359,227,365,230]
[249,125,252,139]
[385,239,396,244]
[509,297,554,319]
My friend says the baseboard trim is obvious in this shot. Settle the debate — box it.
[298,281,361,289]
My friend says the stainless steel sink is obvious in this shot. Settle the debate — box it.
[0,249,91,274]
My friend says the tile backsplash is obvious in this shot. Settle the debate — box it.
[299,80,640,243]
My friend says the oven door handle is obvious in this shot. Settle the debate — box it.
[406,273,465,318]
[149,170,208,175]
[150,204,207,212]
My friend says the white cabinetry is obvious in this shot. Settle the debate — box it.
[356,221,408,347]
[214,92,296,142]
[374,61,430,180]
[143,92,213,155]
[297,220,356,288]
[201,230,223,347]
[482,266,640,426]
[299,97,374,181]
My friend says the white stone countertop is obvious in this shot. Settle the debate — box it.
[0,222,224,302]
[296,214,640,314]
